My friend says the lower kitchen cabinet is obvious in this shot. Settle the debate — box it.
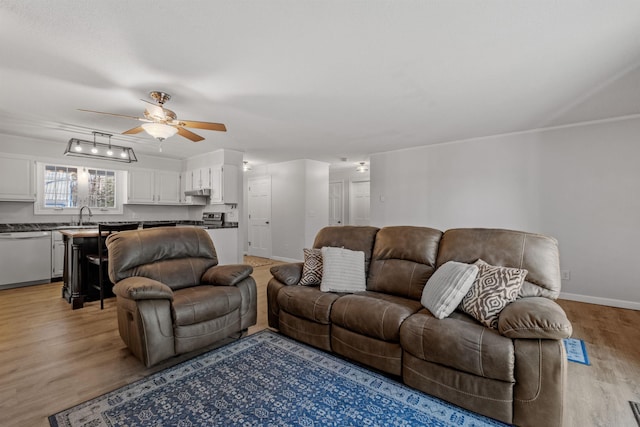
[51,231,65,279]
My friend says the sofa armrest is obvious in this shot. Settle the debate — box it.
[201,264,253,286]
[498,297,572,339]
[113,277,174,301]
[270,262,303,285]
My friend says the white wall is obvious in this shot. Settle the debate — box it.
[305,160,330,246]
[244,159,329,261]
[371,117,640,309]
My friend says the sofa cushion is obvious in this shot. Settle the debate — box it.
[367,226,442,299]
[312,226,379,272]
[277,285,340,324]
[172,285,241,327]
[401,309,515,382]
[435,228,561,299]
[331,292,423,342]
[320,247,366,293]
[299,248,323,286]
[421,261,479,319]
[460,260,527,329]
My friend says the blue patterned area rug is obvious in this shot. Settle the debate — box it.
[49,330,508,427]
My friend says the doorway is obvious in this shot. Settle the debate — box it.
[350,180,370,225]
[329,181,344,225]
[248,176,272,258]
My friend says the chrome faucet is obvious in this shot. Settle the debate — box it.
[78,205,93,226]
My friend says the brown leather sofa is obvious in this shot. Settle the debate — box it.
[268,226,572,427]
[107,227,257,367]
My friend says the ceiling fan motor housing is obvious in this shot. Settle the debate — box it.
[150,91,171,105]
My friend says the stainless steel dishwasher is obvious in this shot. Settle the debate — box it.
[0,231,52,289]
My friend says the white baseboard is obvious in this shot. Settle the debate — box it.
[559,292,640,311]
[270,256,302,263]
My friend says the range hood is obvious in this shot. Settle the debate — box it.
[185,188,211,197]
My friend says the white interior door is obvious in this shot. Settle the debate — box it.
[350,180,370,225]
[329,181,344,225]
[248,176,272,258]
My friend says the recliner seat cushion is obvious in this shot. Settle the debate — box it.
[277,285,340,324]
[401,309,515,382]
[331,292,422,342]
[172,285,241,326]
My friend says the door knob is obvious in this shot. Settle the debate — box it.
[265,221,270,224]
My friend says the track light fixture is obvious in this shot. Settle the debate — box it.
[64,132,137,163]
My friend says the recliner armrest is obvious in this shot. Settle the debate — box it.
[498,297,572,339]
[113,276,174,301]
[201,264,253,286]
[270,262,303,285]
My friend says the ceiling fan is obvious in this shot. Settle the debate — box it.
[79,91,227,142]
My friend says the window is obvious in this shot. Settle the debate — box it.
[36,162,124,214]
[44,165,78,208]
[87,169,116,208]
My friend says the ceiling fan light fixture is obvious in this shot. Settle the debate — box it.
[142,122,178,141]
[356,162,368,173]
[243,161,252,172]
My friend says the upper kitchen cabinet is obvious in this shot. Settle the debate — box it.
[127,168,181,204]
[0,154,35,201]
[210,164,238,205]
[188,167,212,191]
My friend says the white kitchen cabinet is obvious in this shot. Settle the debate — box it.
[51,231,65,278]
[206,228,239,264]
[209,164,238,205]
[127,169,181,204]
[0,155,35,201]
[187,167,211,190]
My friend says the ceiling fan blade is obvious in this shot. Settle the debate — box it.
[177,126,205,142]
[78,109,144,121]
[122,126,145,135]
[178,120,227,132]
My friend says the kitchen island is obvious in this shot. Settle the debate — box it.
[59,228,102,309]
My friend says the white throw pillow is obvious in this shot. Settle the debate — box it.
[421,261,479,319]
[320,246,366,293]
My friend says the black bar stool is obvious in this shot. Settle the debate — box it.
[86,223,139,309]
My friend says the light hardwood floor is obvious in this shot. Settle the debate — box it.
[0,265,638,427]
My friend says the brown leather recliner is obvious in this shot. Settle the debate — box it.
[107,227,257,367]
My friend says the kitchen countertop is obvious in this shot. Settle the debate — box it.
[0,221,238,233]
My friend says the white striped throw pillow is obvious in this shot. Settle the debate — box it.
[421,261,479,319]
[320,247,366,293]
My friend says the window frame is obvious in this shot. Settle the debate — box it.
[34,162,125,215]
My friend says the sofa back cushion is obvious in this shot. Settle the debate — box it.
[436,228,561,299]
[107,227,218,290]
[367,226,443,300]
[313,226,379,273]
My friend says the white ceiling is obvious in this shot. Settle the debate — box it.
[1,1,640,168]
